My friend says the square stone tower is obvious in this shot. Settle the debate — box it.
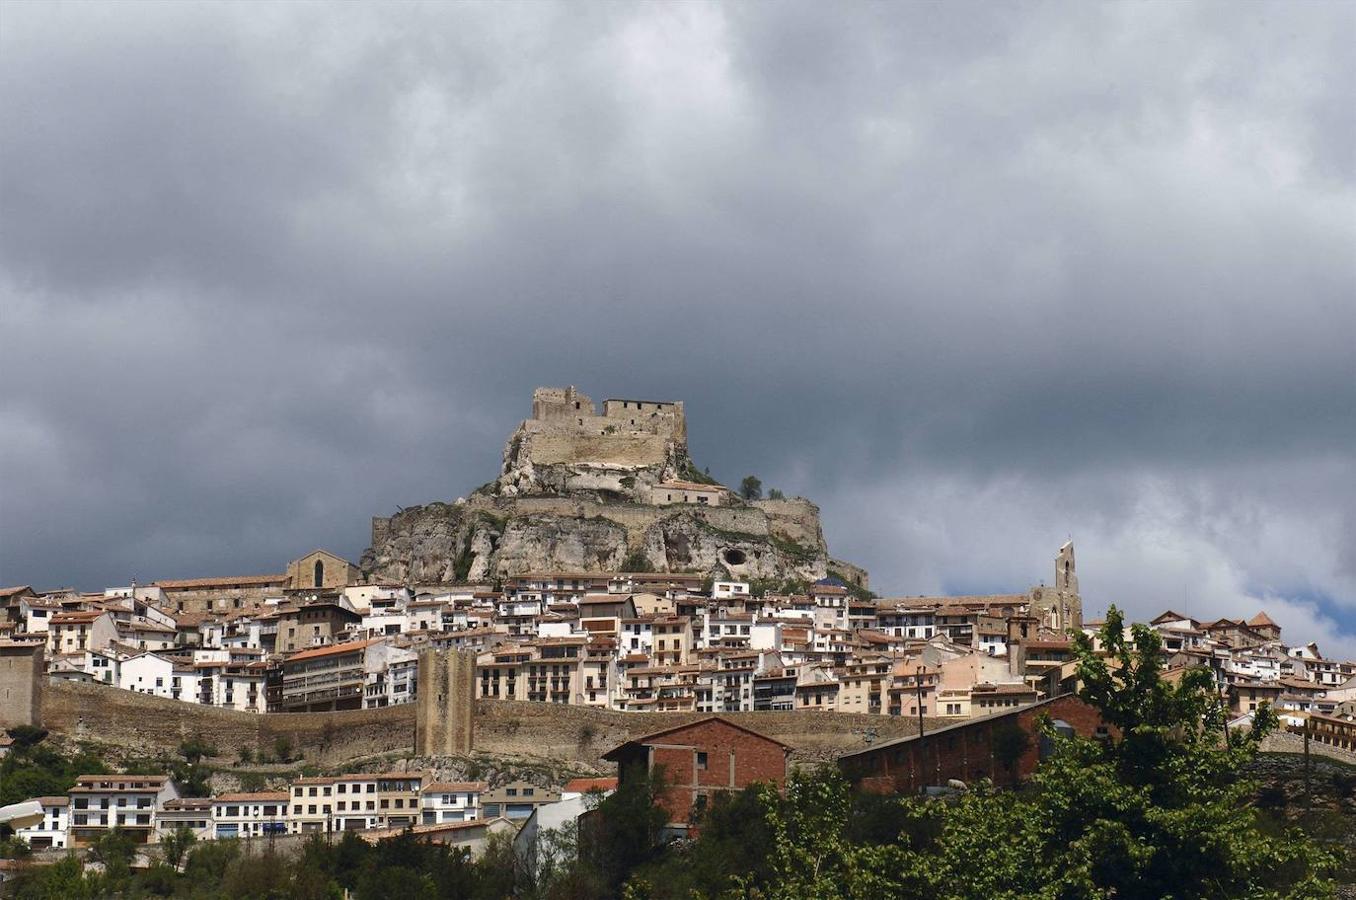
[415,649,476,756]
[0,641,44,729]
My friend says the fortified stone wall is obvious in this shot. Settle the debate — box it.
[41,680,934,768]
[512,430,676,469]
[752,497,827,549]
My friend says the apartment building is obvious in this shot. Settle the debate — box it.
[211,792,288,838]
[67,775,179,847]
[280,640,370,711]
[330,773,427,831]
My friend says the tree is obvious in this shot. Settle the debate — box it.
[739,476,762,501]
[178,738,215,766]
[161,825,197,872]
[991,722,1031,777]
[767,488,785,500]
[587,765,670,893]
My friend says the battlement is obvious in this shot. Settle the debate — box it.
[523,387,686,446]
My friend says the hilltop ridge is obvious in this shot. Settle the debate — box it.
[360,386,869,588]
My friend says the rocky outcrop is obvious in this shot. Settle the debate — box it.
[361,497,837,585]
[360,387,867,587]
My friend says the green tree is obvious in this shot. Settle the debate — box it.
[178,738,216,765]
[767,488,785,500]
[739,476,762,501]
[587,765,670,894]
[161,825,197,872]
[10,853,93,899]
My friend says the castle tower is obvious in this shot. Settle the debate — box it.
[415,649,476,756]
[0,641,44,730]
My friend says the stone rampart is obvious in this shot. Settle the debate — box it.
[516,429,674,468]
[42,680,933,768]
[43,679,415,765]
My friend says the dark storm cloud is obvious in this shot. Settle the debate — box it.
[2,2,1353,649]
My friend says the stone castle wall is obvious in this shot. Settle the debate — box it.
[513,428,676,468]
[752,497,826,548]
[41,680,933,768]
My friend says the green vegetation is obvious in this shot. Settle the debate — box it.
[768,534,817,562]
[6,828,513,899]
[749,577,811,597]
[452,542,476,583]
[826,569,877,601]
[0,728,108,807]
[620,549,655,572]
[767,488,785,500]
[739,475,762,501]
[678,461,720,486]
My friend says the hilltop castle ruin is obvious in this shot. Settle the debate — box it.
[362,387,868,588]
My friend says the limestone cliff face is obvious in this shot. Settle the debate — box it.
[363,498,837,584]
[360,387,867,587]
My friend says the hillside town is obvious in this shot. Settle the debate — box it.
[3,542,1354,731]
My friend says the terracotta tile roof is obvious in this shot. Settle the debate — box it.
[1248,611,1278,628]
[564,777,617,794]
[51,610,104,624]
[285,639,371,663]
[214,792,288,803]
[155,574,287,589]
[423,781,487,793]
[0,585,34,598]
[657,480,726,492]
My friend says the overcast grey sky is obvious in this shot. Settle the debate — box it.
[2,2,1354,652]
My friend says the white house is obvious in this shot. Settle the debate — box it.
[419,781,486,825]
[15,796,68,849]
[211,792,288,839]
[712,582,751,601]
[118,652,180,700]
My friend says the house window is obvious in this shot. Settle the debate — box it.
[696,751,708,770]
[314,560,325,587]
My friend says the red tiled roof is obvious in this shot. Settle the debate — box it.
[285,639,371,663]
[155,574,287,589]
[424,781,487,793]
[564,777,617,794]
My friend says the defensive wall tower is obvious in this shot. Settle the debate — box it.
[0,641,44,729]
[415,649,476,756]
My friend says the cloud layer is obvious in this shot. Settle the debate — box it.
[2,3,1353,652]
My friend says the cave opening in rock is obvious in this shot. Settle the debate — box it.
[722,548,747,566]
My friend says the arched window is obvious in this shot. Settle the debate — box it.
[314,559,324,588]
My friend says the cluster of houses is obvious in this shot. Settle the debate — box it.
[3,546,1354,729]
[4,767,593,853]
[2,716,799,865]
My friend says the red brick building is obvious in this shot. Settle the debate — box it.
[839,694,1106,794]
[602,716,790,830]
